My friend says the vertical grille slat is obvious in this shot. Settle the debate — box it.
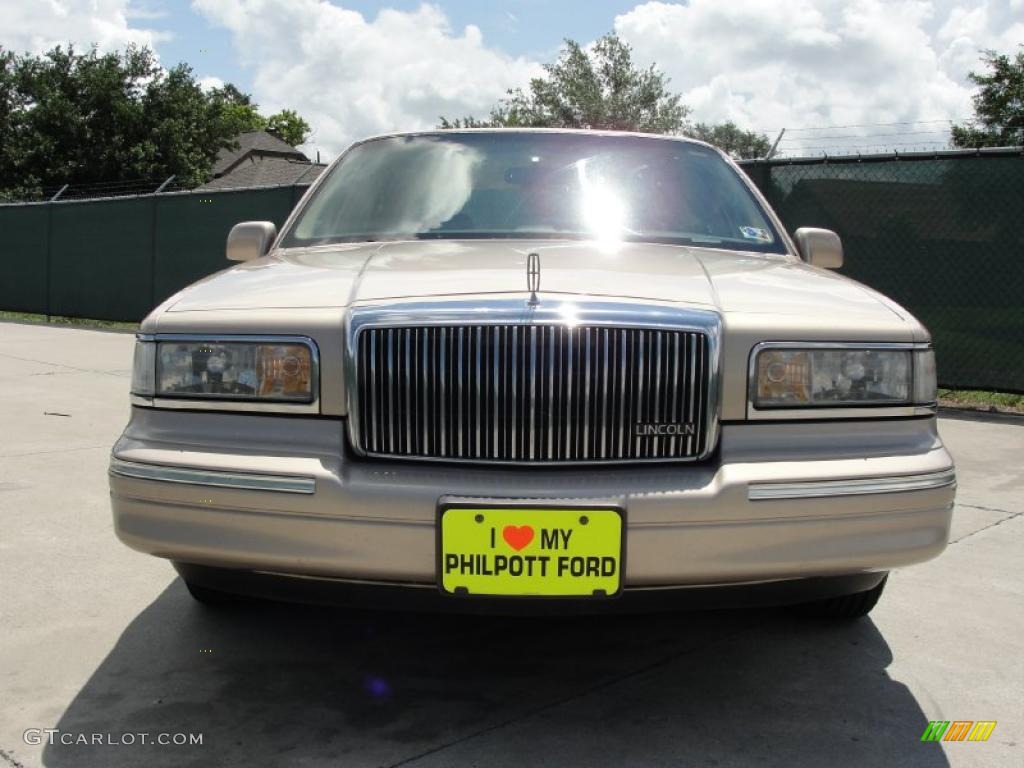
[372,333,380,451]
[474,327,482,458]
[513,329,519,458]
[356,324,709,463]
[529,326,537,460]
[687,331,697,456]
[491,326,500,459]
[547,326,556,460]
[564,327,574,461]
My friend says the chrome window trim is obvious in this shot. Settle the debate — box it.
[345,298,722,465]
[132,333,320,415]
[109,458,316,494]
[748,468,956,500]
[746,341,937,420]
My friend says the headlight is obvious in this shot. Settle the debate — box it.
[131,336,317,406]
[130,339,156,396]
[751,345,936,409]
[912,348,937,404]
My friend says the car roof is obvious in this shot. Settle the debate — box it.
[352,127,723,155]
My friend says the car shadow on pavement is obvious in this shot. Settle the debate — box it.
[43,579,949,768]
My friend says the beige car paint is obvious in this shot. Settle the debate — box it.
[165,239,896,316]
[117,129,954,597]
[148,239,928,421]
[111,410,953,586]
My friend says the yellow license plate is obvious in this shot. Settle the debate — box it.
[439,505,624,597]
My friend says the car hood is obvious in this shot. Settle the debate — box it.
[165,239,905,321]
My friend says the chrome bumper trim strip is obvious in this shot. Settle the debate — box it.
[109,458,316,494]
[748,468,956,500]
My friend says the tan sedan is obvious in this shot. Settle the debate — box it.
[109,129,955,617]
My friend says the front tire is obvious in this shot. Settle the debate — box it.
[795,574,888,619]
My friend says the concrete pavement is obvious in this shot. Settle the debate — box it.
[0,321,1020,768]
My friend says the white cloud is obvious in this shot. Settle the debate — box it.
[0,0,168,55]
[198,75,225,92]
[936,0,1024,81]
[3,0,1018,160]
[615,0,1020,155]
[191,0,541,158]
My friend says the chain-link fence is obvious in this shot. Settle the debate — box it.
[1,176,200,204]
[1,150,1022,392]
[741,149,1024,392]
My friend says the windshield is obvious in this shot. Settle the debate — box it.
[281,132,786,254]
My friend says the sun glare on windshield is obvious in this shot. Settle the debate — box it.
[282,132,784,254]
[577,159,629,246]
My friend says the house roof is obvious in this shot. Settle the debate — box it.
[198,155,326,190]
[211,130,309,176]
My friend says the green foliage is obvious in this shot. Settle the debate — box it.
[938,388,1024,413]
[436,115,497,129]
[682,121,771,160]
[438,34,770,158]
[265,109,311,147]
[0,310,137,331]
[951,47,1024,148]
[206,87,311,146]
[208,83,264,137]
[0,45,312,200]
[441,35,689,134]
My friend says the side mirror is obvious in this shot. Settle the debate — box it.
[794,227,843,269]
[226,221,277,262]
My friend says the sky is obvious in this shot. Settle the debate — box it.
[3,0,1022,159]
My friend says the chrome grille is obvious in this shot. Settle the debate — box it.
[354,324,711,463]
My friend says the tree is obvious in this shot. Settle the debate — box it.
[208,87,311,146]
[438,34,771,159]
[1,44,164,198]
[441,34,689,133]
[208,83,264,137]
[0,47,40,200]
[683,121,771,160]
[0,44,312,200]
[951,46,1024,148]
[265,109,311,147]
[436,116,495,129]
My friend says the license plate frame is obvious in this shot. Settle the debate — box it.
[437,499,625,599]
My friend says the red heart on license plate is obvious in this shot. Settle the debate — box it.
[502,525,534,551]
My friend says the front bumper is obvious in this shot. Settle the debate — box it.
[110,408,955,593]
[172,562,889,614]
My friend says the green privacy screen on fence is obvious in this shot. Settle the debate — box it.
[745,152,1024,393]
[0,151,1021,391]
[0,185,304,322]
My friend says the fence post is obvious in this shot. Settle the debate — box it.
[147,177,175,313]
[766,128,785,160]
[44,185,67,321]
[740,161,772,203]
[44,202,53,322]
[149,194,158,313]
[154,175,175,194]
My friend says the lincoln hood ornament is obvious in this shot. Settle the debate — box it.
[526,251,541,306]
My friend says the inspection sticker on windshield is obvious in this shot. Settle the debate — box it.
[739,226,773,243]
[439,505,623,597]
